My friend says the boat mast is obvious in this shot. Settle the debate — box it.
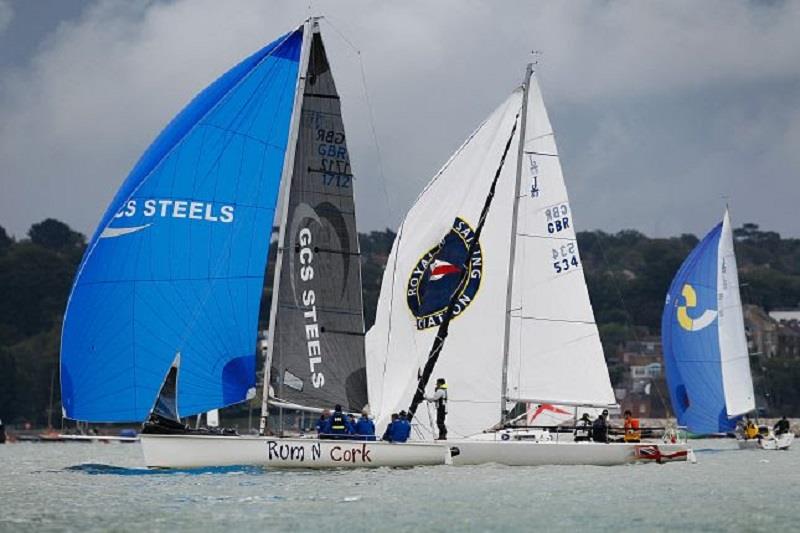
[260,17,317,435]
[499,63,533,423]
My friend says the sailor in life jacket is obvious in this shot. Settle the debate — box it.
[426,378,448,440]
[774,416,791,436]
[315,409,332,439]
[744,416,759,440]
[574,413,592,442]
[329,405,349,439]
[355,409,376,441]
[623,409,641,443]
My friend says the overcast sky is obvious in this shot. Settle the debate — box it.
[1,0,799,240]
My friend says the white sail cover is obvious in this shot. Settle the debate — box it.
[718,210,756,416]
[366,90,522,438]
[504,77,616,407]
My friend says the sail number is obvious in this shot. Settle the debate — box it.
[320,159,351,188]
[552,242,579,274]
[545,204,570,234]
[317,128,350,188]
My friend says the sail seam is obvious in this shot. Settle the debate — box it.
[514,316,597,324]
[522,150,557,157]
[199,123,291,151]
[515,232,583,241]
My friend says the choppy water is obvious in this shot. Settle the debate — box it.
[1,439,798,532]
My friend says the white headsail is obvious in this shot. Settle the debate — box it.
[718,210,756,417]
[504,76,615,408]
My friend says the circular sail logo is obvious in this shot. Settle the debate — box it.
[677,283,717,331]
[406,217,483,330]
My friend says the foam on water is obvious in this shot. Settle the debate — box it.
[1,440,798,532]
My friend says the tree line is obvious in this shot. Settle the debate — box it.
[1,219,799,426]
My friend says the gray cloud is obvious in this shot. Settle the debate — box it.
[0,1,12,34]
[1,0,799,240]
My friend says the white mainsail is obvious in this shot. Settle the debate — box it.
[718,210,756,417]
[366,90,522,439]
[367,71,615,440]
[504,76,616,408]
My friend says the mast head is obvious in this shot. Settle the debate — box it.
[305,15,324,29]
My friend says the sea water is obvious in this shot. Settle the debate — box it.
[1,439,798,532]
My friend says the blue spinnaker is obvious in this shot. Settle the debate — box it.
[61,29,303,422]
[661,221,737,434]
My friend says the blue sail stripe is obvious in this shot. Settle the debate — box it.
[62,28,304,422]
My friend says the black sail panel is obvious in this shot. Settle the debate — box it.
[271,31,367,411]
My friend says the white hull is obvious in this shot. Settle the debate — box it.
[450,439,694,466]
[737,433,794,451]
[59,434,139,443]
[140,434,450,469]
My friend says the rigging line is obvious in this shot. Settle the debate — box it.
[522,132,553,143]
[591,230,674,416]
[408,111,521,419]
[516,316,597,324]
[322,16,395,224]
[515,232,581,242]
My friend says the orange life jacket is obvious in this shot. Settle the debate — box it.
[624,417,641,441]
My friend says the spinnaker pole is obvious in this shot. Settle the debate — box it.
[407,112,521,419]
[499,63,533,423]
[260,18,316,435]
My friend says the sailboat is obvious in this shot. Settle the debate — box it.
[661,210,793,451]
[366,65,693,466]
[60,18,450,469]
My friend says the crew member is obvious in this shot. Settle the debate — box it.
[592,410,609,443]
[392,411,411,443]
[426,378,448,440]
[0,418,6,444]
[744,416,759,440]
[329,405,349,439]
[346,414,357,435]
[316,409,332,439]
[623,409,641,443]
[382,413,399,442]
[355,410,376,441]
[774,416,790,436]
[574,413,592,442]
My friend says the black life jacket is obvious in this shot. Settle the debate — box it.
[331,411,346,432]
[436,386,448,412]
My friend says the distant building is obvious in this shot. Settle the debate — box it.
[769,309,800,323]
[616,338,670,418]
[776,321,800,358]
[619,379,670,419]
[630,362,662,380]
[744,305,778,359]
[619,337,662,366]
